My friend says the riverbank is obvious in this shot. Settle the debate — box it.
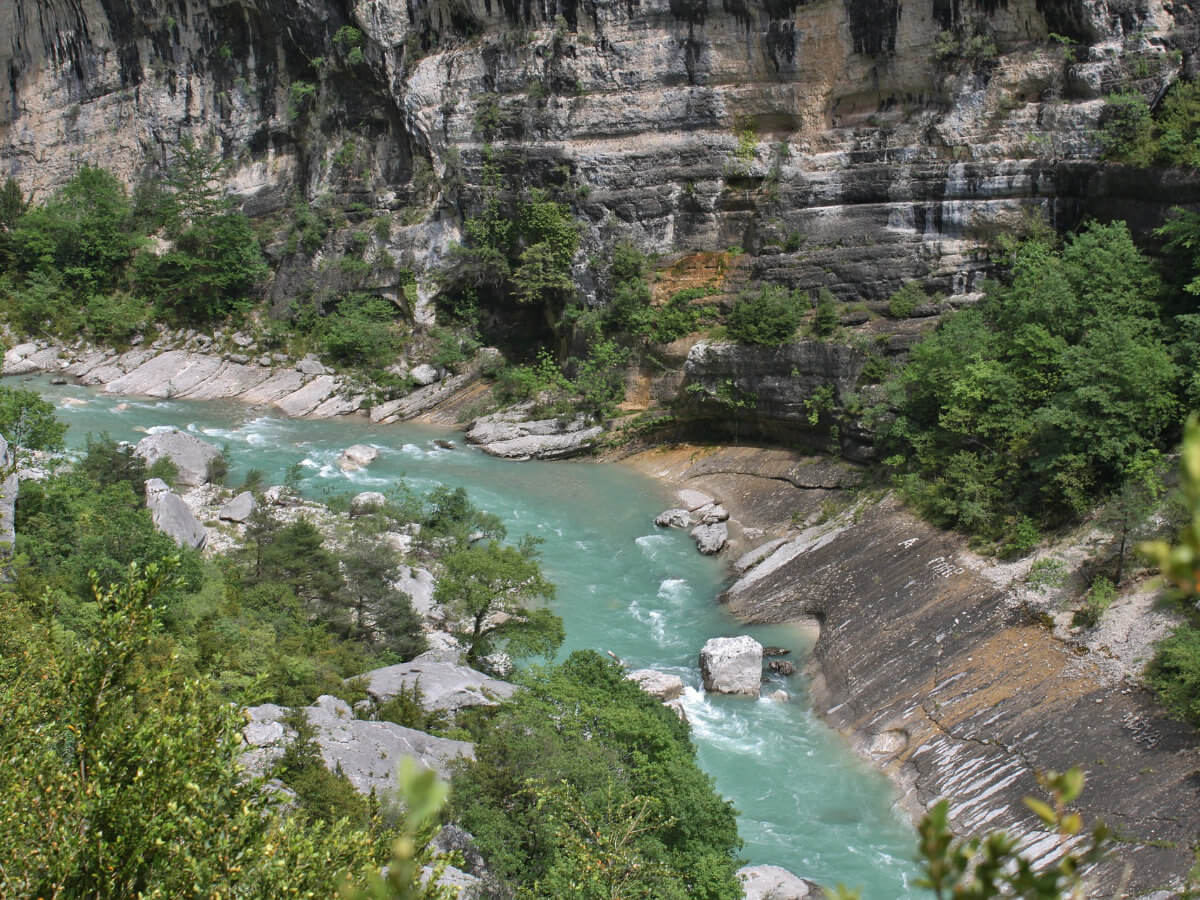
[620,442,1200,897]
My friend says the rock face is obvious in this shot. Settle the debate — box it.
[466,409,604,460]
[5,0,1196,327]
[145,478,207,549]
[219,491,257,522]
[135,430,221,487]
[350,491,388,515]
[0,436,16,563]
[737,864,817,899]
[358,658,517,715]
[241,695,474,794]
[699,636,763,696]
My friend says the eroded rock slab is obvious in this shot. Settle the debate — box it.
[737,864,818,899]
[467,409,603,460]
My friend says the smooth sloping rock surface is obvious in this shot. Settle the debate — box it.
[219,491,257,523]
[0,436,16,560]
[396,565,438,621]
[241,695,474,794]
[738,864,817,899]
[135,429,221,487]
[145,478,207,549]
[360,659,516,713]
[699,636,763,696]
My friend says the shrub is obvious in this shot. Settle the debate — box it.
[1146,625,1200,725]
[317,293,402,368]
[727,284,803,345]
[1098,92,1155,164]
[0,385,66,450]
[887,281,929,318]
[811,287,840,337]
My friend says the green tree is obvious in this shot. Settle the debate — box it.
[0,384,67,450]
[342,537,425,658]
[450,651,743,900]
[727,284,803,345]
[433,538,561,666]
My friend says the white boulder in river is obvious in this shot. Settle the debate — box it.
[338,444,379,471]
[145,478,207,549]
[135,429,222,487]
[626,669,685,702]
[737,864,819,899]
[699,636,763,696]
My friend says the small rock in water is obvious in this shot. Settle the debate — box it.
[691,522,728,555]
[433,439,456,450]
[49,376,67,385]
[338,444,379,471]
[655,508,692,529]
[768,659,797,676]
[763,646,791,657]
[766,689,790,702]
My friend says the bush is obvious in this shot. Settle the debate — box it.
[887,281,929,318]
[1098,92,1155,164]
[317,293,402,368]
[451,651,743,900]
[811,287,840,337]
[1146,625,1200,725]
[726,284,803,345]
[0,385,66,450]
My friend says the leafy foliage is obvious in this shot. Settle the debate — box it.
[450,651,744,900]
[881,221,1180,548]
[727,284,804,345]
[0,384,67,450]
[1100,78,1200,168]
[434,537,562,666]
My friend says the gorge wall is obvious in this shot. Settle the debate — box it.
[4,0,1200,317]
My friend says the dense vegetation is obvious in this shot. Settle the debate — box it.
[879,221,1189,556]
[450,651,744,900]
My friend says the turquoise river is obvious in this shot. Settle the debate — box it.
[19,375,924,896]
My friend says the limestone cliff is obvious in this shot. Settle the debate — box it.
[3,0,1199,316]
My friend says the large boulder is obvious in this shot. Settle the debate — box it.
[737,864,819,899]
[135,429,221,487]
[145,478,207,549]
[655,508,693,529]
[240,695,474,794]
[359,657,517,714]
[410,363,440,386]
[699,636,763,696]
[219,491,257,522]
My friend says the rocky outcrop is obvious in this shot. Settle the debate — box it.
[241,695,474,793]
[466,409,604,460]
[135,429,221,488]
[350,491,388,516]
[145,478,208,549]
[737,864,819,899]
[699,636,763,696]
[358,657,517,715]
